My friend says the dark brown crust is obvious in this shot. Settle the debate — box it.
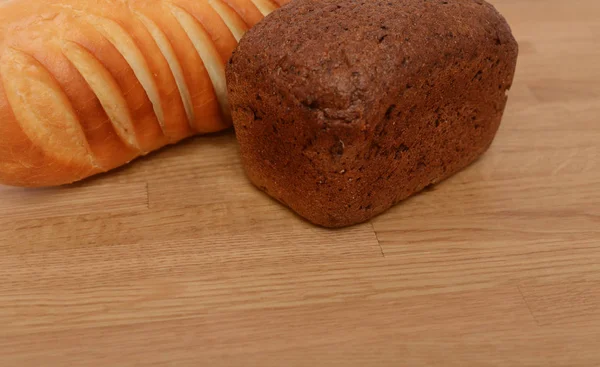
[227,0,519,228]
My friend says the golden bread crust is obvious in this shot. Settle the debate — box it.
[0,0,290,187]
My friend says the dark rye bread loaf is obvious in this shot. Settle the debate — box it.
[226,0,519,228]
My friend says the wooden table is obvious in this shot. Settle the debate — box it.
[1,0,599,365]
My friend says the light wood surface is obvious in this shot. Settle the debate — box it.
[1,0,599,365]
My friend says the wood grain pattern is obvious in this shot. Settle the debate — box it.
[1,0,599,365]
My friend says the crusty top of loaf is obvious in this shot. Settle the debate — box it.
[230,0,517,125]
[0,0,291,187]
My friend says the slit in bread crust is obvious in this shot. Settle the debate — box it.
[207,0,249,42]
[86,15,166,135]
[249,0,278,16]
[134,11,196,130]
[62,41,141,152]
[1,47,97,168]
[168,4,230,118]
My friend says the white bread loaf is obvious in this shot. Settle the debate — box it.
[0,0,289,187]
